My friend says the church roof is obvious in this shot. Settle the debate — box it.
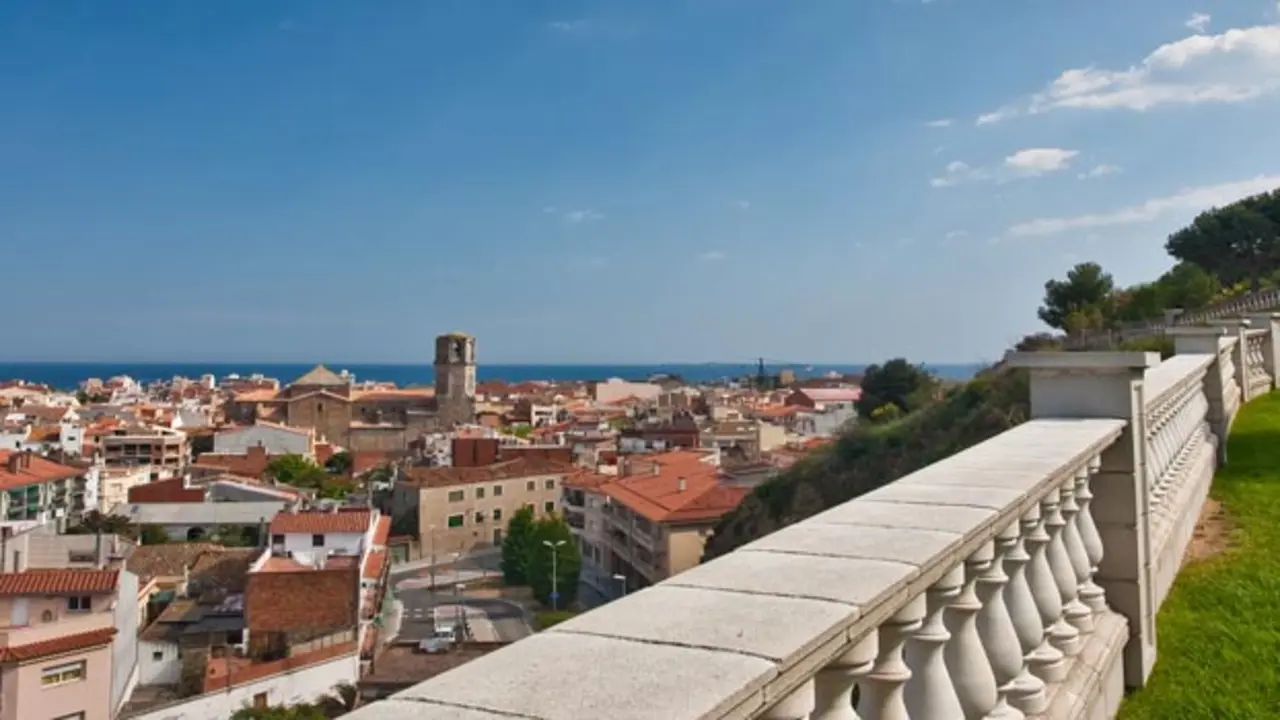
[291,364,348,387]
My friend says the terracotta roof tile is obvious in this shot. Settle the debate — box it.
[0,450,82,491]
[0,569,118,596]
[600,450,745,525]
[269,508,372,534]
[126,543,222,582]
[362,549,387,580]
[402,456,574,490]
[0,626,117,663]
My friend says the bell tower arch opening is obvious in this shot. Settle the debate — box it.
[434,332,477,426]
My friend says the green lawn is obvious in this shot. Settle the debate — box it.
[1119,392,1280,718]
[534,609,579,630]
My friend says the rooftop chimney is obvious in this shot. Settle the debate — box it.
[677,477,687,492]
[651,462,660,477]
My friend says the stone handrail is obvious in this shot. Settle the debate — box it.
[350,330,1279,719]
[1063,288,1280,350]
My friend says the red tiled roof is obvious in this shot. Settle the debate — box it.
[402,456,574,490]
[0,451,82,492]
[601,450,745,525]
[269,508,372,534]
[370,515,390,547]
[0,569,118,596]
[0,626,117,663]
[363,549,387,580]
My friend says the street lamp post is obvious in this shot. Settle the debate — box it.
[455,583,466,640]
[543,539,567,611]
[427,525,437,600]
[612,573,627,598]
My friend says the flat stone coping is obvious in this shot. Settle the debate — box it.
[346,418,1125,720]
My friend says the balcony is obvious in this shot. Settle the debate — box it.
[343,317,1278,719]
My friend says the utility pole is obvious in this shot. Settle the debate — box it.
[543,539,566,611]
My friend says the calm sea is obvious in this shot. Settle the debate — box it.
[0,362,985,391]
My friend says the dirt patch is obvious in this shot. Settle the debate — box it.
[1184,496,1233,564]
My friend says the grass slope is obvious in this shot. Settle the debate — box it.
[1120,393,1280,719]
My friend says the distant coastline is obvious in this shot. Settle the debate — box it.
[0,361,986,391]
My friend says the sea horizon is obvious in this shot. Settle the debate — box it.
[0,360,988,391]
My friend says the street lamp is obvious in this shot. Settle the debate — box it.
[543,540,567,611]
[612,573,627,598]
[455,583,467,640]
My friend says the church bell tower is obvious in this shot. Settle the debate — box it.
[434,332,477,427]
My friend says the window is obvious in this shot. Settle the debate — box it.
[152,650,164,661]
[492,508,502,522]
[492,485,503,497]
[526,480,535,491]
[544,501,555,514]
[41,660,85,687]
[311,534,324,547]
[41,610,54,623]
[317,402,324,414]
[227,629,244,644]
[545,479,556,490]
[447,490,465,503]
[253,692,269,709]
[447,514,465,528]
[474,511,485,524]
[475,487,485,499]
[66,596,91,613]
[271,534,284,545]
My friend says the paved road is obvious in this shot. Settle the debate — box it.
[395,586,532,644]
[390,548,500,579]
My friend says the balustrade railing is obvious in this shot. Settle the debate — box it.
[349,326,1277,720]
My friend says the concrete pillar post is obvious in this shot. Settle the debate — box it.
[1006,351,1160,689]
[1247,313,1280,390]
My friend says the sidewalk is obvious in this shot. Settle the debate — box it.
[390,547,500,576]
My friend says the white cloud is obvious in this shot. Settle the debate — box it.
[944,229,970,240]
[696,251,726,261]
[932,148,1079,187]
[736,199,751,210]
[1186,13,1211,33]
[1005,148,1079,175]
[925,118,953,128]
[563,209,603,224]
[976,22,1280,122]
[1006,174,1280,237]
[1078,164,1123,179]
[548,20,588,32]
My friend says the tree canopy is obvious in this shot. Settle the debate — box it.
[524,514,581,608]
[854,358,939,420]
[265,454,328,488]
[500,506,536,585]
[324,451,353,475]
[1037,261,1116,333]
[1166,189,1280,290]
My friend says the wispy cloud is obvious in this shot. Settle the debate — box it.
[931,148,1079,187]
[924,118,953,128]
[696,251,726,262]
[1006,174,1280,237]
[548,19,588,32]
[975,22,1280,123]
[944,229,970,241]
[736,199,751,210]
[543,206,603,224]
[1078,164,1123,179]
[1185,13,1211,33]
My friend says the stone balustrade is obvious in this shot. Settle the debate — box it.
[350,324,1278,720]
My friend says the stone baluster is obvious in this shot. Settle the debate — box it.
[1001,515,1049,714]
[814,633,877,720]
[764,679,816,720]
[1022,503,1069,683]
[904,566,964,719]
[1076,460,1107,614]
[1040,488,1083,657]
[1058,476,1095,636]
[859,595,926,720]
[944,543,999,719]
[978,524,1031,719]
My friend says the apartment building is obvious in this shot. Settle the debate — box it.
[396,457,572,554]
[101,425,188,480]
[0,451,90,523]
[0,563,141,720]
[97,467,151,514]
[565,450,748,597]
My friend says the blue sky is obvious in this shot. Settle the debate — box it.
[4,1,1280,365]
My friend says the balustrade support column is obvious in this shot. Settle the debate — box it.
[1008,351,1160,689]
[814,633,877,720]
[763,678,816,720]
[904,565,964,719]
[1001,516,1048,715]
[1248,313,1280,390]
[1171,327,1233,461]
[1208,319,1251,402]
[859,595,926,720]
